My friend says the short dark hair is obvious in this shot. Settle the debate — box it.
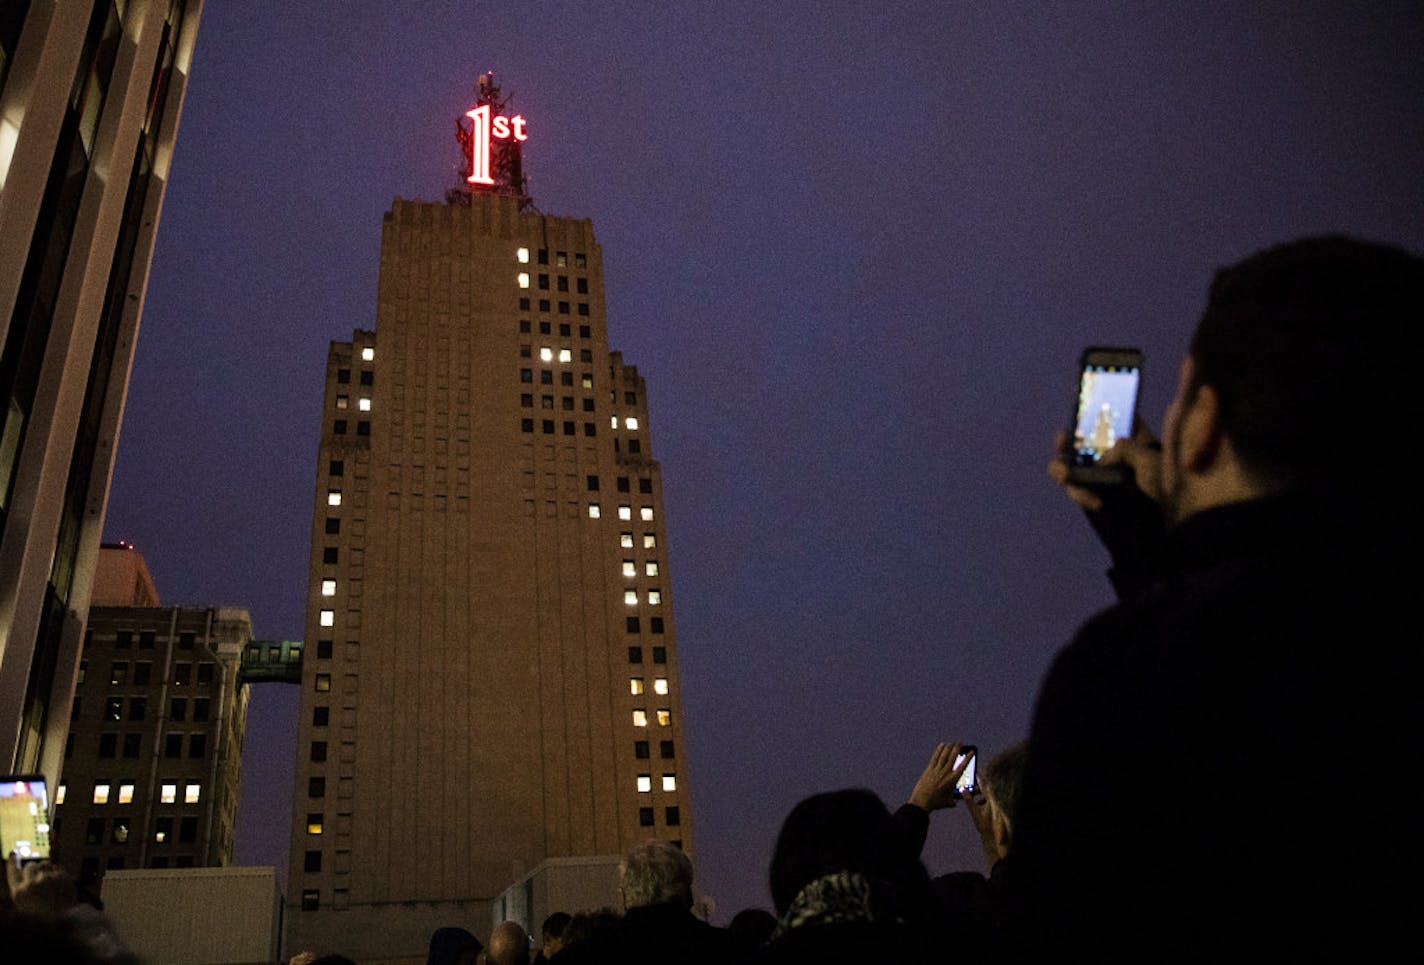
[1189,236,1423,491]
[541,911,572,940]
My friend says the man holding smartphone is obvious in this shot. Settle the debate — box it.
[1005,237,1420,958]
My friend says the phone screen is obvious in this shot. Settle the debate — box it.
[0,776,51,861]
[954,749,977,797]
[1071,360,1141,467]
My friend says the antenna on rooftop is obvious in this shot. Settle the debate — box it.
[447,71,533,209]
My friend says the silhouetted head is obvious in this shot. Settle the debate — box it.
[620,840,694,910]
[768,788,929,919]
[486,920,529,965]
[427,925,482,965]
[727,907,778,952]
[540,911,572,958]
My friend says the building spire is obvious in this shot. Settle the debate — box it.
[447,71,533,208]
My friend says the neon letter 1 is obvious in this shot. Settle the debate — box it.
[467,104,493,185]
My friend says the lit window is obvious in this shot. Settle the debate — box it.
[307,815,324,835]
[185,784,201,804]
[361,347,374,361]
[540,347,553,362]
[320,581,338,599]
[618,505,632,521]
[320,610,335,627]
[327,491,342,506]
[656,709,671,726]
[640,508,654,521]
[518,272,530,288]
[93,784,110,805]
[160,783,176,804]
[582,374,594,388]
[637,775,652,793]
[662,774,677,792]
[610,416,618,429]
[558,349,572,363]
[654,678,669,695]
[624,590,638,606]
[630,678,644,695]
[335,395,349,409]
[644,534,657,549]
[626,417,640,430]
[648,590,662,605]
[56,784,66,805]
[622,561,637,578]
[646,562,659,576]
[118,783,135,804]
[621,533,634,548]
[517,247,529,263]
[587,504,601,519]
[632,710,648,727]
[358,397,371,411]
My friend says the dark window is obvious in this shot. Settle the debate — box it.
[520,393,533,408]
[617,477,630,492]
[305,850,322,873]
[558,301,570,314]
[540,370,553,385]
[665,807,681,826]
[330,459,344,476]
[309,777,326,798]
[333,420,347,435]
[542,395,554,409]
[106,857,126,872]
[86,818,104,845]
[519,319,531,333]
[559,322,571,336]
[628,439,642,454]
[323,547,339,564]
[652,646,667,663]
[519,344,531,358]
[189,734,206,758]
[626,391,638,405]
[575,253,588,268]
[580,349,593,362]
[139,630,156,649]
[584,423,596,437]
[539,299,551,313]
[521,418,534,433]
[337,369,350,383]
[175,856,194,868]
[519,368,532,383]
[639,478,653,494]
[78,659,87,683]
[634,741,650,759]
[577,278,589,294]
[542,420,554,434]
[628,646,643,664]
[311,741,328,763]
[538,273,549,289]
[356,420,370,436]
[562,396,574,411]
[71,697,81,721]
[539,320,551,334]
[586,475,599,491]
[578,303,590,316]
[193,698,209,722]
[359,371,373,386]
[110,662,128,685]
[561,371,574,386]
[177,632,193,650]
[583,399,594,412]
[537,249,548,264]
[660,740,676,759]
[164,734,182,758]
[122,733,140,758]
[563,421,575,436]
[639,807,655,827]
[170,698,186,721]
[127,697,146,722]
[325,518,341,535]
[179,816,197,844]
[149,857,169,868]
[133,662,151,685]
[65,734,73,759]
[196,663,214,686]
[651,619,665,635]
[519,297,531,310]
[313,706,329,727]
[155,817,173,843]
[105,697,122,721]
[627,617,640,633]
[115,630,132,649]
[98,733,117,757]
[317,639,333,659]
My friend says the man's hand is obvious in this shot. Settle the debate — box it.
[962,792,1006,869]
[5,852,77,919]
[908,742,968,812]
[1048,422,1164,511]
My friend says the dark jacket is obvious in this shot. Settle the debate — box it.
[999,494,1403,958]
[554,902,735,965]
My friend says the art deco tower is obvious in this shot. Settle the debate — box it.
[286,84,694,960]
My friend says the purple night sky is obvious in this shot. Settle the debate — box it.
[99,2,1423,924]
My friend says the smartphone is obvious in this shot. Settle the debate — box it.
[1065,346,1144,484]
[0,775,51,862]
[954,746,977,798]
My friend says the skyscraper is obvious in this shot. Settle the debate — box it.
[0,1,202,782]
[286,87,694,960]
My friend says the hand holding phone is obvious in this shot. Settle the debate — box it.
[0,776,51,864]
[1063,347,1144,485]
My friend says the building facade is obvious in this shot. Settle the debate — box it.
[286,193,694,959]
[0,0,203,786]
[53,586,250,889]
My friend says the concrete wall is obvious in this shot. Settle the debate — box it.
[102,866,281,965]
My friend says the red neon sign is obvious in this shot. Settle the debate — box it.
[466,104,529,185]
